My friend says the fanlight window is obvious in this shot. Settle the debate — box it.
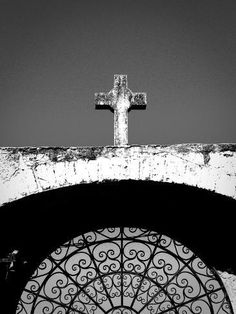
[16,227,233,314]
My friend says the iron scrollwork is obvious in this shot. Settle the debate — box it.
[16,227,233,314]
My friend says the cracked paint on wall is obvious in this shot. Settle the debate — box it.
[0,143,235,206]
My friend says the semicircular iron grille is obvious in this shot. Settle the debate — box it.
[16,227,233,314]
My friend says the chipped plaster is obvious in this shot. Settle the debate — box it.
[0,143,235,207]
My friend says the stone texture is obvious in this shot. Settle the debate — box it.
[95,74,146,145]
[219,271,236,313]
[0,143,235,206]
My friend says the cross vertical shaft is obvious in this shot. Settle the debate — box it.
[114,96,129,146]
[95,74,147,146]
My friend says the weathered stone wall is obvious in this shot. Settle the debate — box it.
[0,143,236,206]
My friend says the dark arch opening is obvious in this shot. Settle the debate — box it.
[0,181,235,313]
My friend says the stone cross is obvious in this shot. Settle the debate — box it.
[95,74,147,146]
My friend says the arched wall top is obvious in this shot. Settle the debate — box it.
[0,143,236,206]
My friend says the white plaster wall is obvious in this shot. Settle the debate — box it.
[0,144,235,207]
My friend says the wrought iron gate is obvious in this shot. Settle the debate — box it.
[16,227,233,314]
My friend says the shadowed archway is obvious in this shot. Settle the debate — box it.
[0,181,235,313]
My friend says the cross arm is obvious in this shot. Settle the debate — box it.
[130,92,147,111]
[95,92,114,112]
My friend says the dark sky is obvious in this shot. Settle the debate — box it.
[0,0,236,147]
